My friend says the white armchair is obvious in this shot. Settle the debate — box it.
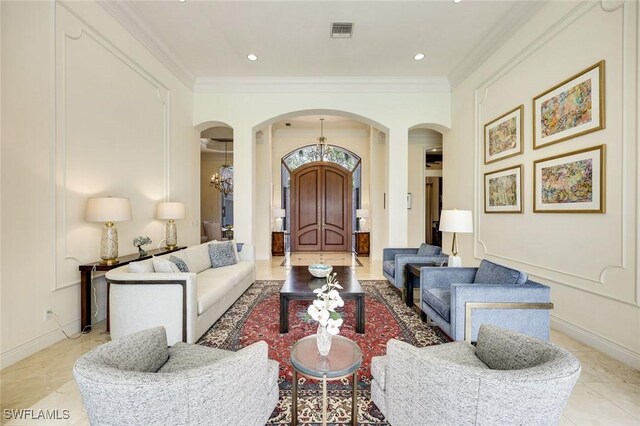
[371,324,580,426]
[74,327,279,426]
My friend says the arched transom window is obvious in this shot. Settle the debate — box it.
[282,144,361,172]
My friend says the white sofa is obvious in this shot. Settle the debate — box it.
[105,242,256,345]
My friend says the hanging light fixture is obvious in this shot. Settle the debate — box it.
[210,140,233,196]
[317,118,327,159]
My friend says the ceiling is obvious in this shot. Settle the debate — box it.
[101,1,544,88]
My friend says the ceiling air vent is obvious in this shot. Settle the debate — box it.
[330,22,353,38]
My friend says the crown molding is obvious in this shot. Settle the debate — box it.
[273,128,370,138]
[194,77,450,94]
[448,1,546,89]
[97,0,195,89]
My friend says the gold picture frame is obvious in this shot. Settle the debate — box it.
[484,165,523,214]
[533,145,606,213]
[484,105,524,164]
[533,61,605,149]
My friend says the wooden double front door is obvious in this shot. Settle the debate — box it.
[291,163,352,252]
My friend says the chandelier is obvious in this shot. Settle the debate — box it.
[316,118,327,158]
[210,140,233,196]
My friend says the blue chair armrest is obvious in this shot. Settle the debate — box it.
[420,267,477,290]
[383,248,419,261]
[450,283,552,342]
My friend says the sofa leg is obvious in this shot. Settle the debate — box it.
[420,311,427,322]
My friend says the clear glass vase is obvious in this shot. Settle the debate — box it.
[316,324,332,356]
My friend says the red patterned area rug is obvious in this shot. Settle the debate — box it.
[198,280,449,425]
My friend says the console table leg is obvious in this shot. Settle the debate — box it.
[80,271,92,332]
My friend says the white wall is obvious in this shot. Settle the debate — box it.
[445,1,640,368]
[1,1,198,367]
[193,92,451,257]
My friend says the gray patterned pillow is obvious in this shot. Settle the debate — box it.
[170,255,189,273]
[208,241,237,268]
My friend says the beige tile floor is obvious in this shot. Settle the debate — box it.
[2,253,639,425]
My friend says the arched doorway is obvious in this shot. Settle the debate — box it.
[291,162,352,252]
[200,125,234,242]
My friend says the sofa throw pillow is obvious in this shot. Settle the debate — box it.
[128,259,154,273]
[417,243,441,256]
[169,255,189,273]
[152,257,181,273]
[208,241,237,268]
[211,239,241,262]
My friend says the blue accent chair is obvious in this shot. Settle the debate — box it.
[382,244,448,292]
[419,259,552,342]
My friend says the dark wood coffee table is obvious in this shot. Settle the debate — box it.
[280,266,365,334]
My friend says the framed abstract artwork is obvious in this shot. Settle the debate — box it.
[484,105,524,164]
[484,165,523,213]
[533,61,605,149]
[533,145,605,213]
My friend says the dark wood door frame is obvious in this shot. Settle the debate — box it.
[291,162,352,252]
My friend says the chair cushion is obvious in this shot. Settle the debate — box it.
[420,341,488,369]
[417,243,442,256]
[422,287,451,321]
[99,326,168,373]
[474,259,528,285]
[158,342,233,373]
[383,260,395,278]
[475,324,558,370]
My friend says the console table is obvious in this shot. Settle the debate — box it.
[78,246,185,332]
[354,231,370,257]
[271,231,285,256]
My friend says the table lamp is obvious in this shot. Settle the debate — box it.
[157,202,185,249]
[356,209,369,231]
[439,209,473,267]
[274,208,286,232]
[85,196,132,265]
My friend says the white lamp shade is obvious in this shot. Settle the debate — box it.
[273,208,286,218]
[439,210,473,233]
[157,202,185,220]
[85,197,132,222]
[356,209,369,218]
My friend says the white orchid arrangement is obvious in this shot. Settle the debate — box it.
[307,272,345,335]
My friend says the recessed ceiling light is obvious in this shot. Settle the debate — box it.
[453,0,462,3]
[247,54,258,61]
[178,0,186,2]
[414,53,425,61]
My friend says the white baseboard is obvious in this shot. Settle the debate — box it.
[1,320,81,369]
[551,315,640,370]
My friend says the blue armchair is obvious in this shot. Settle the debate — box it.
[382,244,448,293]
[420,259,553,342]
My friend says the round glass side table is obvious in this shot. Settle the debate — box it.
[290,334,362,426]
